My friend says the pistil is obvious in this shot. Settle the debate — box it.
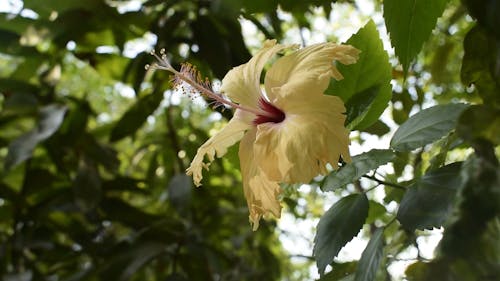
[253,98,286,125]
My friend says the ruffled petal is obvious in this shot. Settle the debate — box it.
[264,43,360,102]
[239,128,282,230]
[253,94,351,183]
[186,110,253,186]
[220,40,296,108]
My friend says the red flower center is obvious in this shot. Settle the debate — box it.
[253,97,286,125]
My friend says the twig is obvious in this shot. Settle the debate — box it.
[361,175,407,190]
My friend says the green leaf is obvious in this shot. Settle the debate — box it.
[322,149,395,191]
[463,0,500,40]
[316,261,358,281]
[326,20,391,130]
[366,201,387,225]
[383,0,448,74]
[456,105,500,145]
[397,162,462,231]
[100,198,162,228]
[314,193,369,275]
[23,0,100,17]
[2,92,38,115]
[73,158,102,212]
[344,85,379,129]
[191,15,251,79]
[82,134,119,171]
[5,104,67,170]
[460,25,500,108]
[354,228,384,281]
[110,91,163,142]
[360,120,391,137]
[95,54,131,81]
[390,103,469,151]
[168,174,192,214]
[99,241,166,281]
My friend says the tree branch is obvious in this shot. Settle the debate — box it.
[361,175,407,190]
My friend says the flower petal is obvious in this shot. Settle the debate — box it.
[253,94,351,183]
[239,128,282,230]
[264,43,360,102]
[186,110,253,186]
[220,40,296,108]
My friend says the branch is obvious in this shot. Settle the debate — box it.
[361,174,407,190]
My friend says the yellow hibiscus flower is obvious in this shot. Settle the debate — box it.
[150,40,359,230]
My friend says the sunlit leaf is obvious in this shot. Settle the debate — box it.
[390,103,469,151]
[397,162,462,231]
[384,0,448,74]
[314,193,369,275]
[326,20,392,130]
[322,149,395,191]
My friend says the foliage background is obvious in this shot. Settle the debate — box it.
[0,0,498,280]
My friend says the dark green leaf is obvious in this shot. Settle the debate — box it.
[344,85,379,128]
[460,25,500,108]
[168,174,192,214]
[390,103,469,151]
[322,149,395,191]
[23,0,100,17]
[463,0,500,40]
[73,158,102,211]
[456,105,500,145]
[354,228,384,281]
[383,0,448,74]
[0,14,33,35]
[82,134,119,171]
[99,241,165,281]
[102,177,147,194]
[2,271,33,281]
[110,92,163,142]
[316,261,357,281]
[438,151,500,258]
[325,20,392,130]
[2,92,38,115]
[191,15,251,79]
[5,104,67,170]
[360,120,390,136]
[314,193,369,275]
[397,162,462,231]
[99,198,162,228]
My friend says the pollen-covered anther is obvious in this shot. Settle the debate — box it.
[177,63,213,92]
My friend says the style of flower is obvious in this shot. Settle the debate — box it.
[149,40,360,230]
